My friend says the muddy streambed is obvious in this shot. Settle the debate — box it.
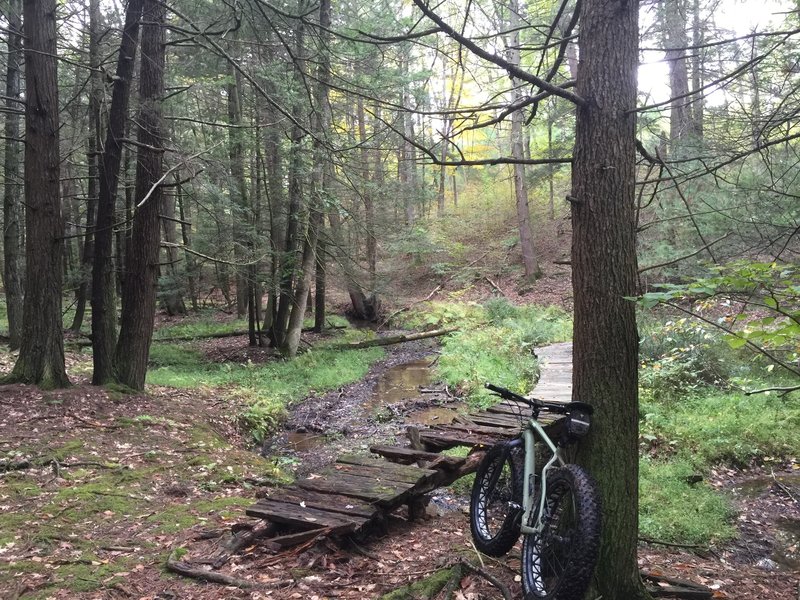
[726,471,800,572]
[266,344,466,475]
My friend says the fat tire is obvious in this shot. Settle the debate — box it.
[521,464,601,600]
[469,444,523,557]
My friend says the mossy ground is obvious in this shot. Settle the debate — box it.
[0,384,285,597]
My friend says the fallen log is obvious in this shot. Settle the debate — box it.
[333,327,457,350]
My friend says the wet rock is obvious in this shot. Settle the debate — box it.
[755,557,779,571]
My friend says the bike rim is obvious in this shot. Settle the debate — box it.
[475,458,515,539]
[525,480,577,596]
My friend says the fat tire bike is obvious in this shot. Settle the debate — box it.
[469,383,601,600]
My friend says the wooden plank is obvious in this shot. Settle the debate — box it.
[328,461,433,486]
[246,499,367,531]
[261,487,378,519]
[296,471,414,506]
[417,429,510,450]
[466,413,527,428]
[369,445,465,468]
[431,423,523,437]
[266,528,336,549]
[335,454,437,479]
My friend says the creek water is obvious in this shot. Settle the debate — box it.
[286,357,462,452]
[365,357,464,425]
[731,472,800,571]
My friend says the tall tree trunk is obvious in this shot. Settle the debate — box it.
[400,54,415,225]
[91,0,143,384]
[160,193,186,315]
[663,0,691,154]
[508,0,541,280]
[690,0,704,140]
[356,97,377,292]
[6,0,69,388]
[2,0,24,350]
[176,172,198,311]
[572,0,650,597]
[70,0,102,334]
[314,226,326,333]
[281,0,331,357]
[114,0,166,390]
[274,13,306,348]
[227,49,249,318]
[263,106,284,335]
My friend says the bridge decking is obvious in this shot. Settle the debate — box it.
[246,342,573,548]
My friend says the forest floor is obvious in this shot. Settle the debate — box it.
[1,336,798,599]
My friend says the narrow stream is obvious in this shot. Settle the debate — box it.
[286,357,463,452]
[364,357,464,425]
[731,473,800,571]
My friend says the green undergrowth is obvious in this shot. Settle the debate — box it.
[402,299,572,407]
[641,389,800,466]
[639,457,736,544]
[147,340,384,441]
[636,312,798,545]
[154,310,248,340]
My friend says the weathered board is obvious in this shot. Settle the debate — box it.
[245,343,576,550]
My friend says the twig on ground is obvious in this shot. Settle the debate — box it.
[457,560,512,600]
[166,548,278,590]
[772,469,798,502]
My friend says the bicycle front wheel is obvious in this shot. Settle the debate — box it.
[521,464,600,600]
[469,444,523,557]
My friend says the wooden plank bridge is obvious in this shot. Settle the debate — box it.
[246,343,573,549]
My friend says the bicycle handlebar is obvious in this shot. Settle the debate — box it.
[484,383,594,415]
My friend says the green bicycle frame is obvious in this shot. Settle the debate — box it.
[519,418,565,535]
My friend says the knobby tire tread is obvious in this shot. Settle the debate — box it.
[522,464,601,600]
[469,444,523,557]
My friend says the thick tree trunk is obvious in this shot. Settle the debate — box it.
[2,0,24,350]
[7,0,69,388]
[114,0,166,390]
[91,0,143,384]
[571,0,650,597]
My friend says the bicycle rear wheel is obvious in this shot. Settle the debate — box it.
[521,464,600,600]
[469,444,523,557]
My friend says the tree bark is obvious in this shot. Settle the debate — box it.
[690,0,704,140]
[227,46,249,319]
[281,0,331,358]
[571,0,650,597]
[176,172,198,311]
[91,0,143,384]
[507,0,541,280]
[6,0,69,388]
[114,0,166,390]
[273,16,306,349]
[2,0,24,350]
[663,0,692,154]
[71,1,102,333]
[160,193,186,315]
